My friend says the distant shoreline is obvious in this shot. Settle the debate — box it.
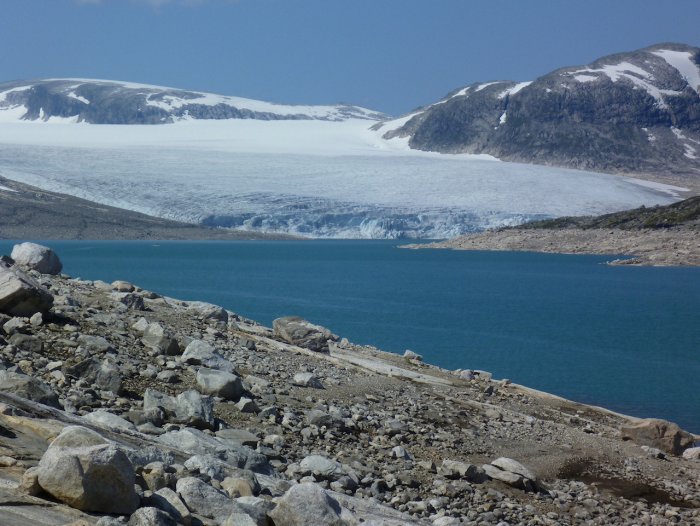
[404,227,700,266]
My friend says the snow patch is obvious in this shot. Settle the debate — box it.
[497,81,532,99]
[651,49,700,93]
[0,184,16,193]
[498,111,507,124]
[67,91,90,104]
[568,61,682,108]
[0,105,28,123]
[474,82,502,92]
[573,74,598,83]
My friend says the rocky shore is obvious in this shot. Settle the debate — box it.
[413,227,700,266]
[409,197,700,266]
[0,243,699,525]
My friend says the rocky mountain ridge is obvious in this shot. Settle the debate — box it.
[0,243,698,525]
[0,78,385,124]
[375,43,700,180]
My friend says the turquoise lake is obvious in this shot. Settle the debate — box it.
[2,240,698,433]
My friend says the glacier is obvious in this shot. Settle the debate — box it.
[0,118,686,239]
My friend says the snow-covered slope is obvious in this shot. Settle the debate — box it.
[0,78,385,123]
[0,117,685,238]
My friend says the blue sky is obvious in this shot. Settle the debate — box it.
[1,0,698,115]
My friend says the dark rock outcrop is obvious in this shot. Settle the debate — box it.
[379,43,700,179]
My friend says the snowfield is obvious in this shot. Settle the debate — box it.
[0,118,686,238]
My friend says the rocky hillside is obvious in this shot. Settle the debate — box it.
[0,79,385,124]
[375,43,700,180]
[0,242,698,525]
[414,197,700,266]
[519,195,700,230]
[0,177,293,240]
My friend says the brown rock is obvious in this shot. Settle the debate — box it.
[620,418,695,456]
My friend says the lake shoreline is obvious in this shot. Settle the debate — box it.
[405,226,700,266]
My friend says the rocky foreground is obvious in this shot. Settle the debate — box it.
[0,243,699,526]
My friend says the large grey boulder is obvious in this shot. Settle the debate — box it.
[491,457,537,481]
[64,356,122,394]
[181,339,233,371]
[176,476,238,522]
[142,322,180,355]
[0,371,60,408]
[148,487,192,526]
[143,388,215,430]
[11,242,63,275]
[187,300,229,323]
[621,418,695,456]
[196,367,243,400]
[0,257,54,316]
[269,483,349,526]
[292,371,323,389]
[36,426,139,514]
[128,507,177,526]
[272,316,339,352]
[156,428,275,476]
[299,455,343,480]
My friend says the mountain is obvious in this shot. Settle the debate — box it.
[0,78,385,124]
[0,64,691,239]
[374,43,700,180]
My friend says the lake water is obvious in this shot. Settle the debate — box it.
[2,240,698,433]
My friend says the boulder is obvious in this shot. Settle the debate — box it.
[142,322,180,355]
[148,487,192,526]
[482,458,538,491]
[0,257,54,316]
[683,447,700,460]
[143,388,215,430]
[440,460,483,481]
[10,242,63,275]
[292,372,324,389]
[196,368,243,400]
[9,333,43,353]
[156,428,275,476]
[64,356,122,394]
[403,350,423,361]
[0,371,60,408]
[176,476,238,522]
[120,293,146,311]
[299,455,343,480]
[620,418,695,456]
[187,301,229,323]
[36,426,139,514]
[127,507,177,526]
[76,334,115,354]
[269,483,349,526]
[491,457,537,481]
[112,280,135,292]
[181,339,233,371]
[272,316,338,352]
